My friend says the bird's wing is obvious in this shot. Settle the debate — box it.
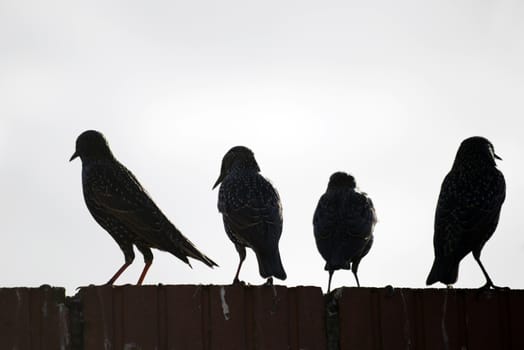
[313,192,375,241]
[341,192,376,238]
[221,174,283,249]
[313,194,338,241]
[88,163,173,247]
[434,170,505,257]
[313,193,340,269]
[313,191,375,270]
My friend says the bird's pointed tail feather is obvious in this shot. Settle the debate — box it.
[168,226,218,268]
[183,239,219,268]
[426,258,459,286]
[255,248,287,280]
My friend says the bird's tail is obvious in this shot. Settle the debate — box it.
[255,248,287,281]
[426,258,459,286]
[169,226,218,268]
[181,238,219,268]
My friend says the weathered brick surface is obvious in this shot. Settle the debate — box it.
[0,286,69,350]
[1,285,522,350]
[81,284,325,350]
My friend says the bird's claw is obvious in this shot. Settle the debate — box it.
[232,278,246,286]
[476,282,510,299]
[76,284,97,291]
[479,282,509,291]
[384,285,395,297]
[264,277,274,286]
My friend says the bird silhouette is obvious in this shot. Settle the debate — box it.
[213,146,286,285]
[426,136,506,289]
[70,130,217,285]
[313,172,376,292]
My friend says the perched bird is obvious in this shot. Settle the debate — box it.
[213,146,286,285]
[426,136,506,289]
[313,172,377,292]
[70,130,217,285]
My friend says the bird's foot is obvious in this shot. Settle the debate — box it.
[232,278,246,286]
[264,277,274,286]
[76,284,97,291]
[476,282,509,299]
[479,282,509,291]
[384,285,395,297]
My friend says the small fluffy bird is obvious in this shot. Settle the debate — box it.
[426,136,506,289]
[213,146,286,285]
[70,130,217,285]
[313,172,376,292]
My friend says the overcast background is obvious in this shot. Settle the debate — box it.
[1,0,523,295]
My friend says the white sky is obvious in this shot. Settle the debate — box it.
[1,0,523,295]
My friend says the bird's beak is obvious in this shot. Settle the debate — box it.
[69,151,78,162]
[212,173,224,190]
[494,153,502,160]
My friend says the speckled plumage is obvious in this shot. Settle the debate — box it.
[71,130,217,285]
[213,146,286,284]
[426,136,505,288]
[313,172,376,292]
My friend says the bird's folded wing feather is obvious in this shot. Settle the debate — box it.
[225,204,281,230]
[435,171,505,254]
[314,193,375,241]
[313,195,337,240]
[221,175,283,246]
[342,195,376,237]
[90,164,174,246]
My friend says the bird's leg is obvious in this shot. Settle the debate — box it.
[233,261,243,284]
[232,261,247,285]
[136,261,152,286]
[351,259,362,288]
[135,245,154,286]
[352,271,361,288]
[232,246,246,285]
[106,244,135,285]
[473,253,507,290]
[264,277,274,286]
[327,270,334,293]
[106,262,132,285]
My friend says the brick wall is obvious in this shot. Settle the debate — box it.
[0,286,69,349]
[0,285,522,349]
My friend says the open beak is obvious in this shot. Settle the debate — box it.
[69,151,78,162]
[494,153,502,160]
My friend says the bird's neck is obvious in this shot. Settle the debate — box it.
[452,159,495,172]
[81,154,117,164]
[230,161,259,173]
[327,185,355,193]
[453,151,496,169]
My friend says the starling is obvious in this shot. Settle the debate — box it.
[213,146,286,285]
[426,136,506,289]
[313,172,376,292]
[70,130,217,285]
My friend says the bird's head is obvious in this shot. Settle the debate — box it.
[70,130,114,162]
[213,146,260,189]
[327,171,356,190]
[454,136,502,168]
